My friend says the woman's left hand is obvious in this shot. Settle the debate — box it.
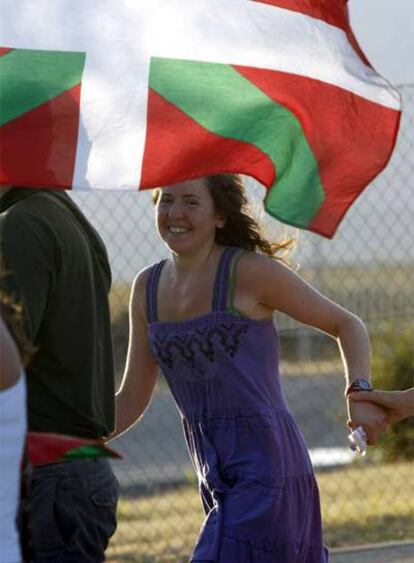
[347,400,388,445]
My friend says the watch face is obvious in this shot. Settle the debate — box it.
[354,379,372,391]
[346,379,373,397]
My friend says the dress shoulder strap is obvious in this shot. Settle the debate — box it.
[212,247,241,312]
[146,260,166,323]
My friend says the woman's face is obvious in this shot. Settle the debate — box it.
[155,178,225,255]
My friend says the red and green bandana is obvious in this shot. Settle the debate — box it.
[26,432,121,467]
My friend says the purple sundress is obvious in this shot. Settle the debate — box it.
[147,247,329,562]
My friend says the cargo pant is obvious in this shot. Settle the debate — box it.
[26,458,119,562]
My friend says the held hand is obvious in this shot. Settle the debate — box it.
[347,400,388,445]
[349,389,414,424]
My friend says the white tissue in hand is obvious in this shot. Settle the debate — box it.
[348,426,367,455]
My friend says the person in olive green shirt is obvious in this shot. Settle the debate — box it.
[0,186,119,562]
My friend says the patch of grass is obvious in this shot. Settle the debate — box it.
[280,359,343,377]
[108,485,202,562]
[107,461,414,562]
[318,461,414,547]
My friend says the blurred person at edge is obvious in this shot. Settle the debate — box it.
[0,177,119,561]
[0,309,27,563]
[112,174,388,562]
[350,388,414,425]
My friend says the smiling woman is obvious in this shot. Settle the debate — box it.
[113,173,387,562]
[152,174,293,259]
[153,177,227,257]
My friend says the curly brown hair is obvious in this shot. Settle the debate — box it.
[206,174,295,259]
[153,174,294,260]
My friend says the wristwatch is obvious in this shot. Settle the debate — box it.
[345,378,373,397]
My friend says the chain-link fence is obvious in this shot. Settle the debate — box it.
[71,84,414,562]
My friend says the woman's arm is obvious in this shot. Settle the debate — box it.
[110,270,158,441]
[238,254,387,444]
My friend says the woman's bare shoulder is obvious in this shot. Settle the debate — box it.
[132,264,154,291]
[237,251,289,279]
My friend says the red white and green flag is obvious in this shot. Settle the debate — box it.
[0,0,401,237]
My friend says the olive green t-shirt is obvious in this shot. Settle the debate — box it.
[0,188,115,438]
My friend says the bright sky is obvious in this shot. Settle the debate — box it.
[349,0,413,85]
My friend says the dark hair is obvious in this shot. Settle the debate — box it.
[152,174,295,260]
[0,286,34,367]
[207,174,294,259]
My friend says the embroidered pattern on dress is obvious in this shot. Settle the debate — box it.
[152,322,249,372]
